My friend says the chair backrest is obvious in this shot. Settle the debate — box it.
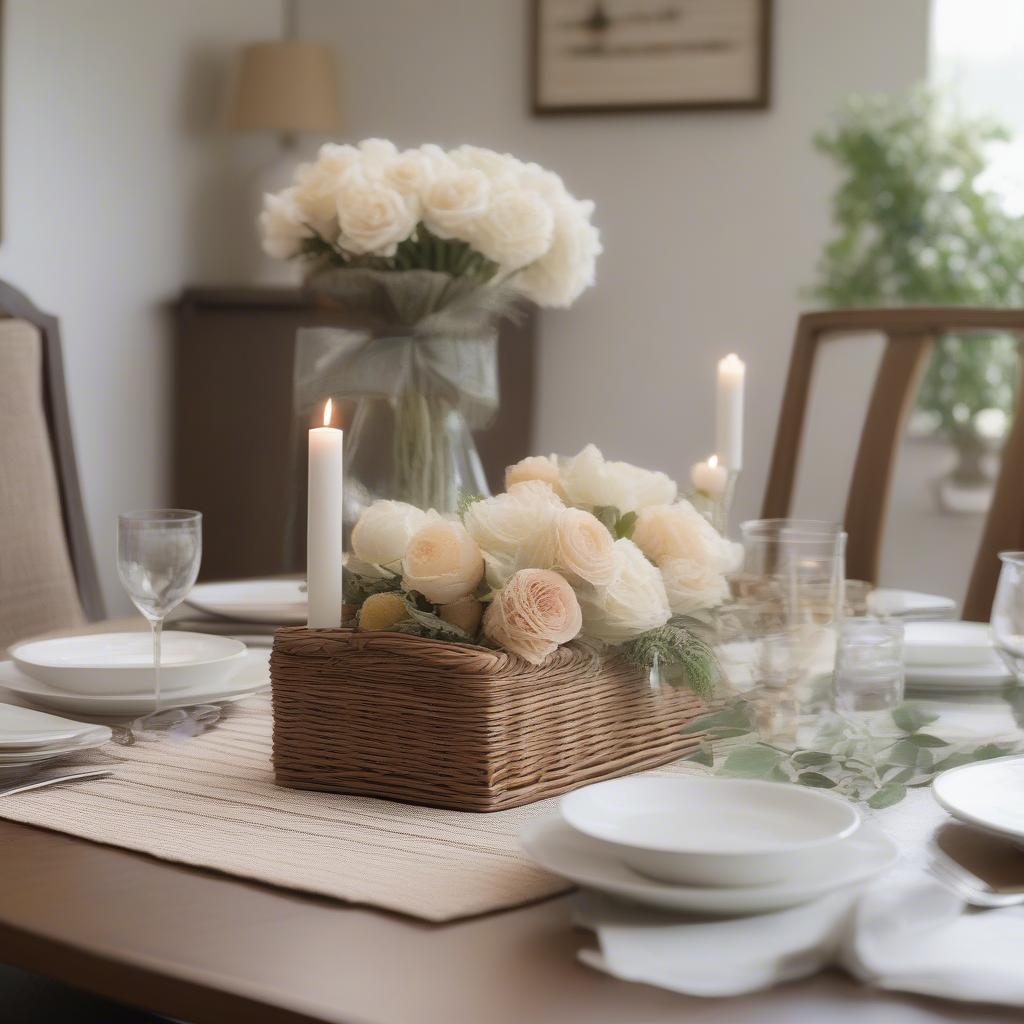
[762,307,1024,622]
[0,280,103,649]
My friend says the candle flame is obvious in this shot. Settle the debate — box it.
[323,398,333,427]
[708,454,719,468]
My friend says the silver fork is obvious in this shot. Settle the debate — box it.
[0,768,112,797]
[928,852,1024,908]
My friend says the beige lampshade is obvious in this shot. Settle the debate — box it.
[227,41,340,135]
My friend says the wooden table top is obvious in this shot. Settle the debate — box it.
[0,621,1018,1023]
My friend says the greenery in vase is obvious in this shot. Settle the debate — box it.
[813,88,1024,445]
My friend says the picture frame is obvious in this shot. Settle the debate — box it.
[531,0,772,115]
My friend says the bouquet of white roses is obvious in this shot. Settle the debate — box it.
[344,445,740,699]
[260,138,601,308]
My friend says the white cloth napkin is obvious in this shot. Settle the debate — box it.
[575,869,1024,1006]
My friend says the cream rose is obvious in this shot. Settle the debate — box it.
[470,187,554,270]
[259,189,312,259]
[336,179,417,257]
[452,145,523,185]
[660,557,730,616]
[350,500,434,568]
[632,500,736,571]
[554,508,615,587]
[483,568,582,665]
[357,137,399,167]
[560,445,677,514]
[504,455,565,498]
[578,538,671,644]
[422,168,491,240]
[515,197,601,308]
[292,144,359,234]
[403,520,484,605]
[381,149,435,206]
[463,481,564,588]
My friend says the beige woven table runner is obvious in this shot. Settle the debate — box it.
[0,692,705,922]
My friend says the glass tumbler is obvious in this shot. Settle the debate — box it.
[834,617,905,712]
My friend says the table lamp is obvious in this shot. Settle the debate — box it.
[226,40,341,282]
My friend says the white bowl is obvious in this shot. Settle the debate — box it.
[10,632,247,695]
[560,776,860,887]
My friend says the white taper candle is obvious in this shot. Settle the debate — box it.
[307,398,344,628]
[715,353,745,471]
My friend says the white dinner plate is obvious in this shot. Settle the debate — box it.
[0,728,111,764]
[185,579,307,625]
[521,816,898,916]
[905,661,1014,692]
[932,755,1024,845]
[867,588,956,620]
[0,702,106,749]
[0,649,270,717]
[11,632,247,695]
[903,621,997,668]
[559,776,859,887]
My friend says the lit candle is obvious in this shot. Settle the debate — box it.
[307,398,343,628]
[715,353,745,471]
[690,454,728,498]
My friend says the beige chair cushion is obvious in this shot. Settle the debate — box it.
[0,319,84,650]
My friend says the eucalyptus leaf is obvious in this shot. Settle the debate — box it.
[892,705,940,734]
[684,741,714,767]
[867,783,907,809]
[720,746,783,778]
[907,733,951,748]
[792,751,833,767]
[797,771,838,789]
[615,510,638,540]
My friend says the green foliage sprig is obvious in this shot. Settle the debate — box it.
[620,621,719,702]
[684,699,1019,808]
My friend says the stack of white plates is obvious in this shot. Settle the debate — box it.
[903,621,1013,692]
[0,703,111,778]
[522,776,898,915]
[1,632,269,716]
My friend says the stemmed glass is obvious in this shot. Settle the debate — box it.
[116,510,208,737]
[991,551,1024,682]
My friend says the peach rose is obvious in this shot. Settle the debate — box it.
[504,455,566,499]
[483,568,582,665]
[439,596,484,638]
[554,508,615,587]
[402,520,484,605]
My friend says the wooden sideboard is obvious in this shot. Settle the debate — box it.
[172,287,536,581]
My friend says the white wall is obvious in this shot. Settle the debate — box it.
[297,0,931,527]
[0,0,281,612]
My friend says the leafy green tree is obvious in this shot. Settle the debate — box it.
[812,89,1024,446]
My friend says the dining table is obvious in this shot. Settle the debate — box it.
[0,616,1021,1024]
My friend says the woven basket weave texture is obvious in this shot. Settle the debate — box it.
[271,627,707,812]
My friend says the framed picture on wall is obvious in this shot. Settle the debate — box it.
[531,0,772,114]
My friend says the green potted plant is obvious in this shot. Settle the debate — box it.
[813,88,1024,511]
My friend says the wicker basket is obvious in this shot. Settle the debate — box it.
[270,627,707,812]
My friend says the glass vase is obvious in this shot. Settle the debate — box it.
[290,269,503,551]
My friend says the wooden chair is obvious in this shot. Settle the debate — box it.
[0,279,103,649]
[762,308,1024,622]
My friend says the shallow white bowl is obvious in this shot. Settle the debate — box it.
[560,776,860,887]
[10,632,247,695]
[932,755,1024,846]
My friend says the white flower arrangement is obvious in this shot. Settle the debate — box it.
[344,446,740,698]
[259,138,601,308]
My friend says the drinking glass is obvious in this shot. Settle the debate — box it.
[834,617,905,713]
[116,510,203,736]
[991,551,1024,681]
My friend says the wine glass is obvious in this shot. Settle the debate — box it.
[991,551,1024,681]
[116,510,205,737]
